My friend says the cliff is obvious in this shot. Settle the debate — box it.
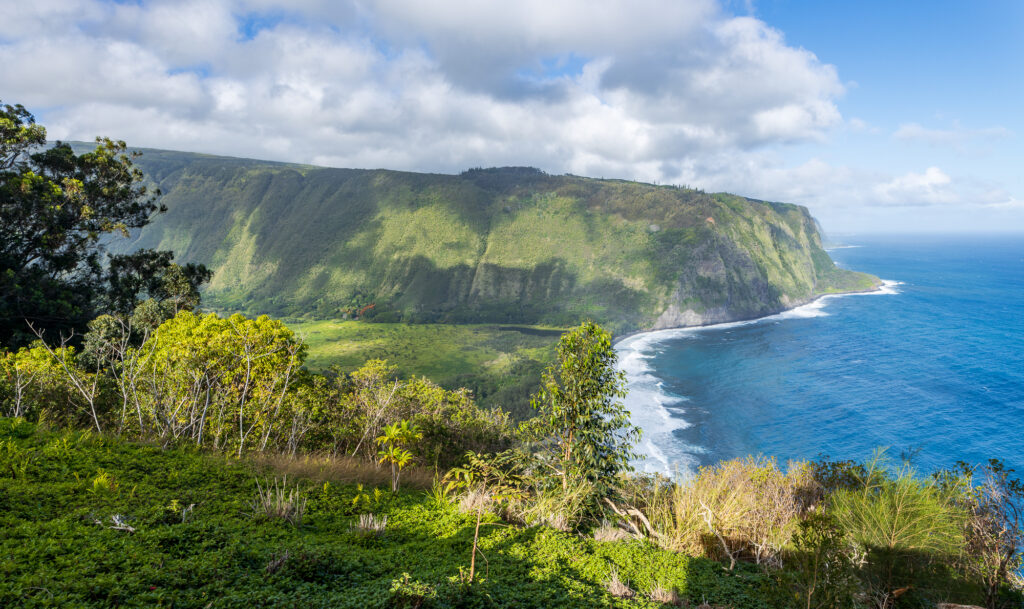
[89,146,878,333]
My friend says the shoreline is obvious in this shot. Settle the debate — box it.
[612,281,886,347]
[615,278,897,476]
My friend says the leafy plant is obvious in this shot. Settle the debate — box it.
[377,420,423,492]
[89,469,119,494]
[444,451,525,583]
[526,321,640,495]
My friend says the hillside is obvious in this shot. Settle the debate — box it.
[84,145,879,333]
[0,419,774,608]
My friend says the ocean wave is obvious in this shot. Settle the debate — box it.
[616,280,901,477]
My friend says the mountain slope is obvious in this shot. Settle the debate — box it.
[93,146,878,333]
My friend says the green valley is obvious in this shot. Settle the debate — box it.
[288,321,563,419]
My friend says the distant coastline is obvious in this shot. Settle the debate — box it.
[612,278,886,346]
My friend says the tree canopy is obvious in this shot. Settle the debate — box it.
[528,320,640,491]
[0,100,209,347]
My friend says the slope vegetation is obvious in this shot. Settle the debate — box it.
[97,146,878,333]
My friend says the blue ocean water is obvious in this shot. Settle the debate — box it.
[617,234,1024,477]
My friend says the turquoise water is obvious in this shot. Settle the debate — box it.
[618,234,1024,477]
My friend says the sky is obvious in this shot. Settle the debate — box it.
[2,0,1022,234]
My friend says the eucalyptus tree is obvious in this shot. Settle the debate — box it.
[528,321,640,493]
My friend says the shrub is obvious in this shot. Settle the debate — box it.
[641,457,817,568]
[780,513,859,609]
[828,451,967,606]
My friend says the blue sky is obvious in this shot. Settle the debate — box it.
[1,0,1021,233]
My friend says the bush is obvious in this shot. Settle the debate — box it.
[640,457,817,568]
[828,451,968,606]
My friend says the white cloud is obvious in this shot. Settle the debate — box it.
[0,0,846,177]
[874,167,958,206]
[2,0,1019,232]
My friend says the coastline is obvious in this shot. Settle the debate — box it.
[615,278,897,477]
[612,280,886,347]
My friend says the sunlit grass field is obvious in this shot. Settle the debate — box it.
[286,321,565,417]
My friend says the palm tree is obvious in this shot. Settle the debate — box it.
[376,420,422,492]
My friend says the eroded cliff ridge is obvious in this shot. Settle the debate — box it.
[103,148,878,333]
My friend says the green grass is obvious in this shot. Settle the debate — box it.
[287,321,564,418]
[288,321,558,378]
[0,419,776,608]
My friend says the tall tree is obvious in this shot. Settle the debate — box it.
[0,100,207,348]
[529,320,640,492]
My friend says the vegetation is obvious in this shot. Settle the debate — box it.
[525,321,639,493]
[2,308,1023,607]
[3,102,1019,607]
[1,419,782,608]
[0,101,210,350]
[79,144,879,335]
[288,319,562,419]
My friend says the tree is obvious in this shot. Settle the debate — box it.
[528,321,640,492]
[444,451,525,583]
[0,100,209,348]
[376,420,423,492]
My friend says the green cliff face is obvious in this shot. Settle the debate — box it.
[106,148,878,333]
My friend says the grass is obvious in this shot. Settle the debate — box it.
[0,420,775,608]
[288,320,561,377]
[287,320,564,417]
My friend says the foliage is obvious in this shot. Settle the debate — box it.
[0,102,209,349]
[290,319,560,419]
[938,459,1024,608]
[635,457,817,569]
[444,450,526,583]
[95,144,878,335]
[527,321,639,494]
[828,450,970,607]
[377,420,423,492]
[779,513,860,609]
[0,421,775,608]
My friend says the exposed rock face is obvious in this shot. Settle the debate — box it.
[88,147,879,332]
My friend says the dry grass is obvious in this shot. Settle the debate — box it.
[605,567,634,599]
[594,520,633,542]
[514,480,593,531]
[648,581,680,605]
[458,489,493,515]
[351,513,388,535]
[249,476,306,526]
[251,451,435,489]
[639,457,817,567]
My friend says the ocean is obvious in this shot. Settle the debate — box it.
[617,234,1024,477]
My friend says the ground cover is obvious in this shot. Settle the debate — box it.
[0,419,773,608]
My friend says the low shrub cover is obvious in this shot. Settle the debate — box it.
[0,420,773,608]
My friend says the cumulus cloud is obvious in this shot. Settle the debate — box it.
[874,167,958,206]
[3,0,1018,232]
[0,0,845,182]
